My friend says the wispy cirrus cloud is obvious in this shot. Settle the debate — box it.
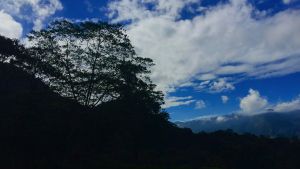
[163,96,196,108]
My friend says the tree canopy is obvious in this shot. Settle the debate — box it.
[23,20,164,114]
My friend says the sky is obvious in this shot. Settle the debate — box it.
[1,0,300,121]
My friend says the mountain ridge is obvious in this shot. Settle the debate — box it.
[176,111,300,138]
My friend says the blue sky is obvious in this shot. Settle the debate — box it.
[1,0,300,121]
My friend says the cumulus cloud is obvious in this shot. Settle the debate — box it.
[108,0,300,94]
[163,96,195,108]
[274,97,300,112]
[0,11,23,39]
[240,89,268,115]
[239,91,300,115]
[0,0,63,30]
[221,95,229,104]
[195,100,206,109]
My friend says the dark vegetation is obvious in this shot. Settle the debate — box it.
[1,20,300,169]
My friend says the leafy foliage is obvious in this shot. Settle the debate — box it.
[27,20,164,110]
[0,36,28,64]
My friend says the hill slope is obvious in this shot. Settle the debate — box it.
[1,63,300,169]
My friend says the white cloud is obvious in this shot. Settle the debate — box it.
[195,100,206,109]
[274,97,300,112]
[163,96,195,108]
[216,116,228,122]
[195,78,235,93]
[209,78,235,93]
[108,0,198,23]
[0,0,63,30]
[238,92,300,115]
[108,0,300,94]
[221,95,229,104]
[283,0,291,4]
[240,89,268,115]
[184,114,238,122]
[197,74,216,81]
[282,0,298,4]
[0,11,23,39]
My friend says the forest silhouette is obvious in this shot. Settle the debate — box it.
[0,20,300,169]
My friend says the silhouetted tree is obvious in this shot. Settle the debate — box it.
[27,20,164,113]
[0,36,24,63]
[0,35,37,72]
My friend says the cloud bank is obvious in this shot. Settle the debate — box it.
[274,96,300,112]
[0,11,23,39]
[0,0,63,31]
[108,0,300,95]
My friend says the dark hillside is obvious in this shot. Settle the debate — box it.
[0,62,192,169]
[0,62,89,168]
[1,62,300,169]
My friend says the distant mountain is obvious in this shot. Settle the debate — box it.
[176,111,300,138]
